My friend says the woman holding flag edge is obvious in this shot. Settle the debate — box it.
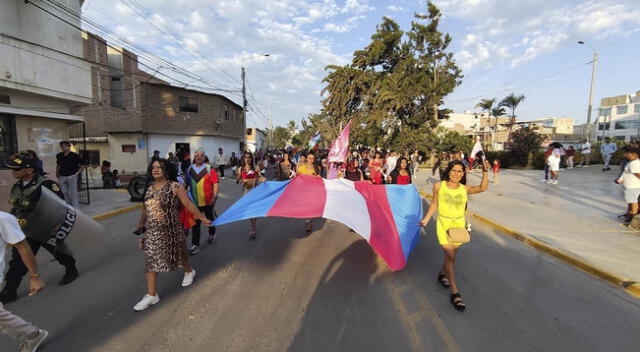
[419,142,490,311]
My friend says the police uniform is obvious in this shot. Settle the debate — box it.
[1,155,78,303]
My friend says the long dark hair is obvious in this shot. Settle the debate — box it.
[390,157,411,184]
[147,158,177,183]
[443,160,467,185]
[241,152,256,171]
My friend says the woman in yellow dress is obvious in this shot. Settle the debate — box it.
[419,159,489,311]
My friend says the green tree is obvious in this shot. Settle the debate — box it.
[505,127,543,166]
[319,2,462,151]
[424,126,473,155]
[491,107,506,118]
[499,93,526,121]
[475,98,496,118]
[271,126,291,149]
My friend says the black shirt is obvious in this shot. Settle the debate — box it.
[56,151,84,176]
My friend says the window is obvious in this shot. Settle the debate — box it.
[179,96,198,112]
[122,144,136,153]
[614,121,640,130]
[110,76,124,109]
[615,136,626,141]
[0,95,9,104]
[80,150,100,167]
[600,107,611,116]
[598,122,610,130]
[635,104,640,114]
[224,104,229,120]
[246,128,253,136]
[0,114,18,168]
[617,105,628,115]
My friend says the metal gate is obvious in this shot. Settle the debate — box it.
[69,121,90,205]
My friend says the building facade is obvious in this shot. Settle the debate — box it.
[72,32,245,175]
[245,127,266,152]
[595,91,640,142]
[0,0,91,209]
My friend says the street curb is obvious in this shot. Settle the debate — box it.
[418,190,639,299]
[91,203,143,222]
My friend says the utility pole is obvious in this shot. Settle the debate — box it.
[241,66,247,152]
[579,41,598,143]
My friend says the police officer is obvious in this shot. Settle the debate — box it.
[0,153,79,304]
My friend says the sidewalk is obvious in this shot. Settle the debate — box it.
[415,165,640,289]
[79,188,139,218]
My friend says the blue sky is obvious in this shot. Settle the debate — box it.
[81,0,640,129]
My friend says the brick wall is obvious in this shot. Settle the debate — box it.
[140,82,244,139]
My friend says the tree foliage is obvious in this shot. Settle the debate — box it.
[316,1,462,152]
[505,127,543,166]
[424,126,473,155]
[271,126,291,149]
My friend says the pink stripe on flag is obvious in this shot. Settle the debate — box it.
[354,182,405,270]
[267,175,326,218]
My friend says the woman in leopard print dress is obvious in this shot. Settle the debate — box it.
[133,158,212,311]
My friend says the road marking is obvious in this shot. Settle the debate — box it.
[419,190,639,300]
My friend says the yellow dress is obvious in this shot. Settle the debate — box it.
[296,163,317,176]
[436,181,467,246]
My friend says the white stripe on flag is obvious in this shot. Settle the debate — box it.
[322,178,371,240]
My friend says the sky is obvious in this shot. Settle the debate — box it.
[81,0,640,129]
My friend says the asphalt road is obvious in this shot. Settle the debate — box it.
[1,181,639,351]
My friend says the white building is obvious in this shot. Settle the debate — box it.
[439,111,482,133]
[0,0,91,209]
[595,91,640,142]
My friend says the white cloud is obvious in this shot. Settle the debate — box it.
[435,0,640,71]
[387,5,405,12]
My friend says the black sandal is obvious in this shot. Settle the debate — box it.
[437,273,450,287]
[450,292,466,312]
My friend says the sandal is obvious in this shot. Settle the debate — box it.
[437,273,450,287]
[450,292,466,312]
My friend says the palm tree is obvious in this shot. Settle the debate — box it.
[499,93,525,121]
[476,98,496,148]
[491,107,506,118]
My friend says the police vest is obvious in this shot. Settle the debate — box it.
[10,176,50,225]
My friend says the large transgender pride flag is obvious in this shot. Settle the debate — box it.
[213,175,423,271]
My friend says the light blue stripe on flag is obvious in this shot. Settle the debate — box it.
[213,180,292,226]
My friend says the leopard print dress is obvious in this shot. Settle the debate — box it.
[143,182,187,273]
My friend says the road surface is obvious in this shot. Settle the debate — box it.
[1,181,639,351]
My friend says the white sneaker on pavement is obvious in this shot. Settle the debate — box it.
[552,180,558,185]
[541,179,548,182]
[134,294,160,311]
[189,245,200,255]
[545,180,553,183]
[182,269,196,287]
[20,329,48,352]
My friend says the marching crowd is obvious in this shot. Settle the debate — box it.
[7,136,638,350]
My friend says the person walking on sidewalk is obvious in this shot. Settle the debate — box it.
[185,149,219,255]
[601,137,618,171]
[419,159,490,312]
[566,146,575,169]
[55,141,86,209]
[547,143,565,185]
[1,153,79,304]
[615,147,640,226]
[492,159,501,184]
[237,153,260,239]
[579,139,592,167]
[215,148,228,180]
[134,158,211,311]
[229,152,239,178]
[0,211,48,352]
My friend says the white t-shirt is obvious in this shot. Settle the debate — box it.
[581,142,591,154]
[0,211,27,283]
[621,159,640,189]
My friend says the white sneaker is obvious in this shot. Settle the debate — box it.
[541,179,548,182]
[189,245,200,255]
[545,180,553,183]
[133,294,160,311]
[20,329,48,352]
[583,165,589,168]
[182,269,196,287]
[552,180,558,185]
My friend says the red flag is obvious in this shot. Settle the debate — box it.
[328,120,351,163]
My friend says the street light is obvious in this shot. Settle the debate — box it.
[578,40,598,143]
[241,54,269,151]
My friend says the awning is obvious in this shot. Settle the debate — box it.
[0,105,84,122]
